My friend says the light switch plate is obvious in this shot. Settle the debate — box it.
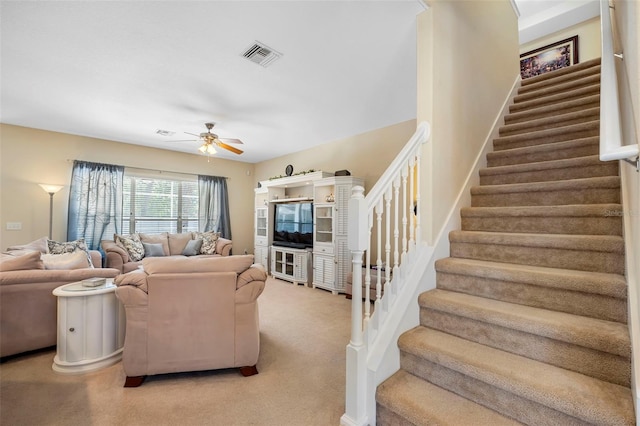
[6,222,22,230]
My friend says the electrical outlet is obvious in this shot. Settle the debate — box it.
[6,222,22,230]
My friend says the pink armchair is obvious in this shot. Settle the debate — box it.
[114,255,266,387]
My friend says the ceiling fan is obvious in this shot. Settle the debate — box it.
[174,122,244,156]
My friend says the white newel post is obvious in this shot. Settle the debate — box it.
[342,186,369,426]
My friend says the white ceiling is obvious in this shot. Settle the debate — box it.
[0,0,599,164]
[514,0,600,44]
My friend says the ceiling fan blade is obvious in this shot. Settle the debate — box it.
[217,142,244,155]
[185,132,201,137]
[219,138,243,145]
[169,139,199,142]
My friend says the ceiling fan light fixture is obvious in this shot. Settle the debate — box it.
[199,142,217,156]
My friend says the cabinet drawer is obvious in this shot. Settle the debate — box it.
[314,244,334,255]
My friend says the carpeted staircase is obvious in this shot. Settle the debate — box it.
[376,58,636,425]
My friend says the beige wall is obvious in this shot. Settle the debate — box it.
[520,16,602,63]
[253,120,417,190]
[0,124,257,254]
[418,0,520,242]
[1,120,417,255]
[613,0,640,309]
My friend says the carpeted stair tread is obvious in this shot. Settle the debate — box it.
[520,58,601,87]
[514,74,600,104]
[461,204,622,235]
[449,230,624,274]
[480,154,619,185]
[398,327,635,425]
[471,176,620,207]
[493,120,599,151]
[435,257,627,299]
[435,257,628,323]
[519,63,601,95]
[449,230,624,253]
[486,136,599,167]
[505,94,600,125]
[376,370,522,426]
[499,107,599,137]
[509,83,600,114]
[418,289,630,357]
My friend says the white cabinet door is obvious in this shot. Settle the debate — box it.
[254,244,269,268]
[313,254,336,293]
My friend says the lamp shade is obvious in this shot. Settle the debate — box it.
[39,184,64,194]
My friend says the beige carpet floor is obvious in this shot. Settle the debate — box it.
[0,277,353,426]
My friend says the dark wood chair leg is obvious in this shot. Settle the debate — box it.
[239,365,258,377]
[124,375,146,387]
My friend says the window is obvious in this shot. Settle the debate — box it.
[122,174,199,234]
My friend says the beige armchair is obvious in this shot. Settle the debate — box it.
[114,255,266,387]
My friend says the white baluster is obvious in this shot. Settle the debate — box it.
[393,176,400,276]
[415,148,422,245]
[401,166,408,261]
[409,157,415,252]
[364,211,373,320]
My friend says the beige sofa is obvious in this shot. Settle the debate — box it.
[102,231,233,273]
[0,250,120,358]
[114,254,266,387]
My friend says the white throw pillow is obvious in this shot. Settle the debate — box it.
[41,249,92,270]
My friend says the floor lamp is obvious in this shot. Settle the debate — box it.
[39,184,64,239]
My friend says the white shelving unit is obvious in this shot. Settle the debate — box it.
[312,176,363,294]
[253,171,362,294]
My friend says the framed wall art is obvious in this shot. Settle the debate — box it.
[520,35,579,80]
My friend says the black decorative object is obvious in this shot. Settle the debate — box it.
[335,169,351,176]
[285,164,294,176]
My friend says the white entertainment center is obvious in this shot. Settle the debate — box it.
[254,171,363,294]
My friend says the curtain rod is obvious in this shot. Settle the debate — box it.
[66,159,228,179]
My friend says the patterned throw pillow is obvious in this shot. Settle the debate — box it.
[114,233,145,262]
[194,231,220,255]
[47,238,93,267]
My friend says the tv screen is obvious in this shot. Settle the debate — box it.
[273,202,313,249]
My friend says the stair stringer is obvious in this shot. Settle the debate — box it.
[360,75,522,425]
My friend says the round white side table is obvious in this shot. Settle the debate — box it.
[52,279,126,374]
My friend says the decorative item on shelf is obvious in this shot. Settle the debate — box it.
[268,169,316,180]
[263,200,268,206]
[285,164,293,176]
[335,169,351,176]
[273,195,279,200]
[325,193,335,203]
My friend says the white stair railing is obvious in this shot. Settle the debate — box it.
[599,0,639,169]
[342,121,431,426]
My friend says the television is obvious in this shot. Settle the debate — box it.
[273,201,313,249]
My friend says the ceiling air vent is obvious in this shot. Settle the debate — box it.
[242,41,282,68]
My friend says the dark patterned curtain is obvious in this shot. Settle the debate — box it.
[198,175,231,239]
[67,161,124,250]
